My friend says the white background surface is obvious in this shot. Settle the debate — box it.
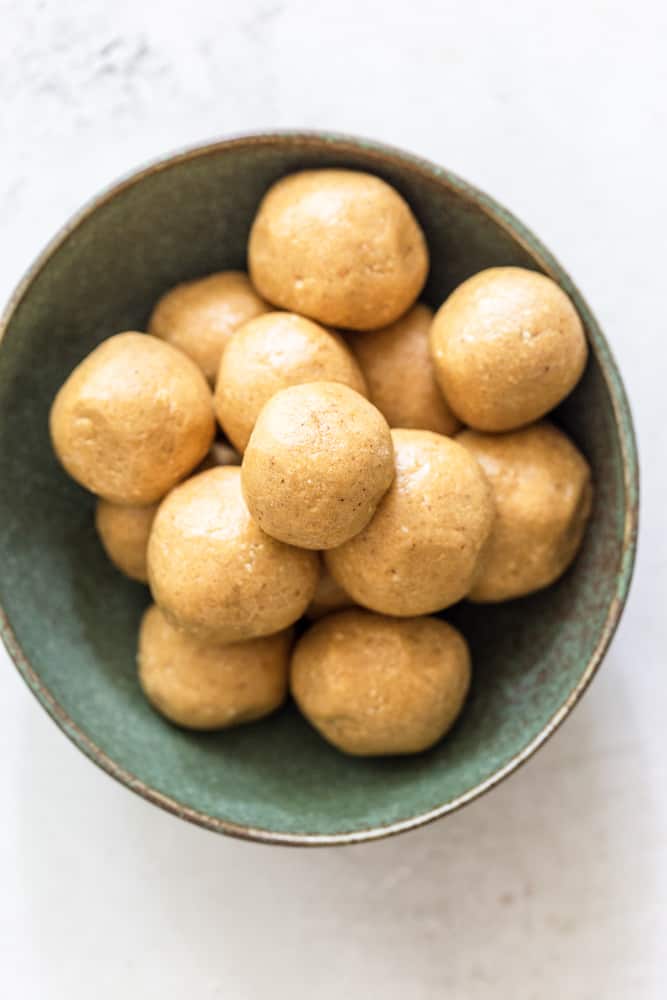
[1,1,665,996]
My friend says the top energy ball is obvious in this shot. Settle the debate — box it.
[248,169,429,330]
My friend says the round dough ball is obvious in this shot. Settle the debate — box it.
[325,429,494,615]
[348,303,459,435]
[138,604,291,730]
[291,609,471,756]
[50,332,215,504]
[95,499,158,583]
[457,421,593,602]
[306,560,354,620]
[248,169,429,330]
[148,271,269,384]
[214,312,367,452]
[147,466,319,642]
[430,267,588,431]
[242,382,394,550]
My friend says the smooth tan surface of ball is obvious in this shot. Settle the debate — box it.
[95,499,158,583]
[348,303,460,435]
[214,312,367,452]
[147,466,319,642]
[306,560,354,620]
[248,169,429,330]
[430,267,588,431]
[458,422,593,602]
[148,271,269,383]
[242,382,394,550]
[325,429,494,615]
[291,610,471,756]
[138,604,291,730]
[50,332,215,504]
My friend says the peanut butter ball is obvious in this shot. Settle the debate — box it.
[325,429,494,615]
[349,303,459,435]
[248,169,429,330]
[242,382,394,550]
[148,271,269,384]
[430,267,588,431]
[147,466,318,642]
[95,499,158,583]
[50,332,215,504]
[138,604,291,730]
[306,559,354,620]
[458,422,593,602]
[291,610,471,756]
[214,312,367,452]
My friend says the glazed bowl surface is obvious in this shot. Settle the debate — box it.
[0,132,638,845]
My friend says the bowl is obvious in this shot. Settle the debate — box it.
[0,132,638,846]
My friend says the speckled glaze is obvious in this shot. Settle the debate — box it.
[0,132,638,846]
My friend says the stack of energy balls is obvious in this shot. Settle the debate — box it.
[49,169,592,757]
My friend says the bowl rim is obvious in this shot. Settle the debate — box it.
[0,129,639,847]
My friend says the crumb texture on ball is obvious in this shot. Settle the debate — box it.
[349,303,459,435]
[147,466,319,642]
[138,604,291,730]
[291,609,471,756]
[50,332,215,504]
[458,421,593,602]
[430,267,588,431]
[148,271,269,384]
[95,499,159,583]
[242,382,394,550]
[214,311,367,452]
[248,169,429,330]
[325,428,495,615]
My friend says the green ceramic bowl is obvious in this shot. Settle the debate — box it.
[0,132,638,846]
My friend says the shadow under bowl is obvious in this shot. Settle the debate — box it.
[0,132,638,845]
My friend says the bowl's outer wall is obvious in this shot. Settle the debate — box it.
[0,136,637,840]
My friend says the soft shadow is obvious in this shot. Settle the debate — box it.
[16,649,655,999]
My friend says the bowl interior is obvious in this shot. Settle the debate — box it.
[0,135,636,843]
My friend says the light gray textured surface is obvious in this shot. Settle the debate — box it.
[1,1,665,996]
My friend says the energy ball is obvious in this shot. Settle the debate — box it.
[214,312,367,452]
[458,422,593,602]
[430,267,588,431]
[95,499,158,583]
[242,382,394,550]
[248,169,429,330]
[306,559,354,620]
[147,466,318,642]
[148,271,269,384]
[325,429,494,616]
[138,604,291,730]
[50,332,215,504]
[291,609,471,756]
[348,303,459,435]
